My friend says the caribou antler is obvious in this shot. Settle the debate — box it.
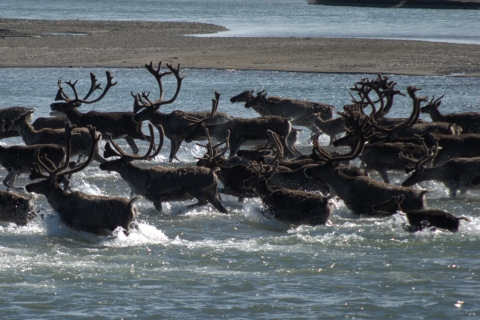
[372,86,428,140]
[145,61,173,102]
[135,62,185,111]
[32,123,101,180]
[314,111,378,164]
[426,93,445,109]
[104,123,164,161]
[183,91,221,124]
[55,71,117,104]
[195,128,231,164]
[0,119,15,139]
[350,74,404,119]
[400,134,439,174]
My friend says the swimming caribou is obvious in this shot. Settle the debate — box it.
[25,123,142,236]
[50,70,151,154]
[99,123,228,213]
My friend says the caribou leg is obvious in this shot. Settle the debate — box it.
[378,168,390,184]
[124,136,139,155]
[153,200,163,212]
[130,131,156,153]
[228,139,242,159]
[185,194,209,209]
[200,187,228,214]
[286,130,302,157]
[3,170,21,191]
[169,139,182,162]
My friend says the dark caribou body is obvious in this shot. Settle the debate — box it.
[50,71,151,154]
[131,62,232,162]
[372,194,470,232]
[241,131,332,226]
[0,190,36,226]
[0,69,468,233]
[184,92,299,158]
[230,89,335,135]
[25,123,142,236]
[99,123,228,213]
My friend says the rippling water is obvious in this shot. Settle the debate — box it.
[1,0,479,44]
[1,0,480,318]
[0,67,479,319]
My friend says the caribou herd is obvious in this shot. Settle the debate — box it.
[0,62,475,235]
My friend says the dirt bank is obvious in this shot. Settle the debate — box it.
[0,19,479,76]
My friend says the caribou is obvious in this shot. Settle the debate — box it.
[417,132,480,166]
[331,75,432,147]
[10,110,106,164]
[230,89,335,135]
[401,134,480,197]
[358,142,423,183]
[0,106,37,139]
[372,194,470,232]
[25,123,142,236]
[193,130,260,202]
[196,129,331,199]
[131,62,232,162]
[345,86,432,183]
[243,159,333,227]
[305,113,346,145]
[333,121,461,148]
[0,106,69,139]
[0,120,66,191]
[50,71,151,154]
[1,106,66,129]
[303,109,428,215]
[421,94,480,134]
[99,123,228,213]
[184,92,300,158]
[0,190,37,226]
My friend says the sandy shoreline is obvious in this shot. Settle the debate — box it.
[0,18,479,77]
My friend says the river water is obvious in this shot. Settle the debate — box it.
[0,0,479,44]
[1,1,479,319]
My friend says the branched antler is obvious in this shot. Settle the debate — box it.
[55,71,117,105]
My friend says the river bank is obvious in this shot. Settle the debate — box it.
[1,19,479,76]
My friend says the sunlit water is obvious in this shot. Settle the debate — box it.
[0,67,479,319]
[0,0,479,44]
[1,0,480,317]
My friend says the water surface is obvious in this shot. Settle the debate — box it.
[0,67,479,319]
[1,0,479,44]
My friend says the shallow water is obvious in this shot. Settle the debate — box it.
[0,0,479,44]
[0,67,479,319]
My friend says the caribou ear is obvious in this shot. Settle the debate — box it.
[54,89,66,101]
[55,175,65,184]
[404,166,415,174]
[471,175,480,186]
[104,142,120,158]
[29,171,44,180]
